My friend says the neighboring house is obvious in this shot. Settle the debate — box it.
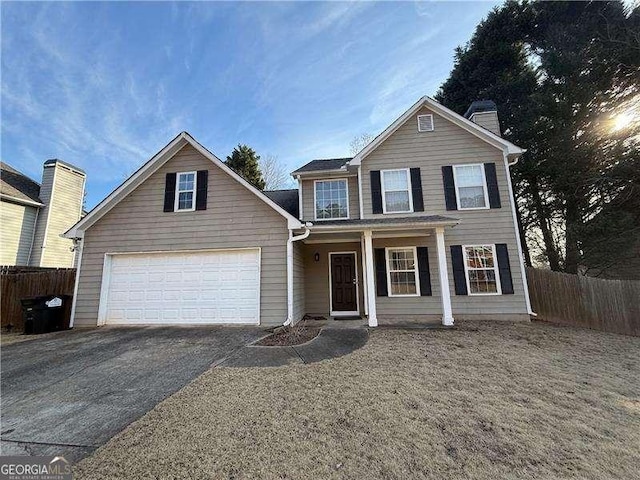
[0,160,86,267]
[65,96,533,328]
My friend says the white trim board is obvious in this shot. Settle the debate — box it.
[328,251,360,317]
[65,132,302,238]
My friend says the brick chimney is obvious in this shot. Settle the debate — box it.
[30,160,86,267]
[464,100,501,136]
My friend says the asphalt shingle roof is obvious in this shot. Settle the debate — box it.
[263,189,299,218]
[0,162,42,204]
[291,157,352,175]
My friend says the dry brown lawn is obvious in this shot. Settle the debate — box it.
[75,321,640,480]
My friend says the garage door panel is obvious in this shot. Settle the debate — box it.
[104,249,260,325]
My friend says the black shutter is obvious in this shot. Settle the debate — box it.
[195,170,208,211]
[450,245,468,295]
[410,168,424,212]
[416,247,432,296]
[163,173,176,212]
[442,166,457,210]
[371,170,383,214]
[484,163,501,208]
[374,248,388,296]
[495,244,514,294]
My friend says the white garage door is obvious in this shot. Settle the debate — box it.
[102,249,260,325]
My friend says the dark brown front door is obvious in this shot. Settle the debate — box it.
[330,253,358,313]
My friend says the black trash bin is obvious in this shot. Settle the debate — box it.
[22,295,73,334]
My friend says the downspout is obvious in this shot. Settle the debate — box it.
[284,225,311,326]
[504,151,536,316]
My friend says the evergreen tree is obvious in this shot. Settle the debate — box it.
[225,145,266,191]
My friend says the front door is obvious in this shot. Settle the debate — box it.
[330,253,358,315]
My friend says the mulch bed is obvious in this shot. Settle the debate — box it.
[255,325,321,346]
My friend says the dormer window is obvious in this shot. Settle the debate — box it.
[315,179,348,220]
[175,171,196,211]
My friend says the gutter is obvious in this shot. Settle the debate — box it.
[504,150,536,316]
[284,224,311,326]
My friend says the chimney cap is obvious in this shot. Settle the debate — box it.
[44,159,86,175]
[464,100,497,119]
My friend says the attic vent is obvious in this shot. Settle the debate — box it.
[417,114,434,132]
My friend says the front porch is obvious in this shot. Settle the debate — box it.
[293,217,458,327]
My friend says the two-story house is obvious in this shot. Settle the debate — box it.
[64,96,532,328]
[1,160,86,267]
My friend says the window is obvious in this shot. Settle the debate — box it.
[453,164,488,209]
[417,114,434,132]
[315,179,348,220]
[175,171,196,211]
[463,245,501,295]
[382,169,413,213]
[386,247,420,296]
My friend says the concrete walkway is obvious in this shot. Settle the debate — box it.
[220,327,369,367]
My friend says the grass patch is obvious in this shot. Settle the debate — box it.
[75,321,640,479]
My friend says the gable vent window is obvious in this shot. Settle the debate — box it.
[417,114,434,132]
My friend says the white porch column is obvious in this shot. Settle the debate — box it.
[435,226,454,326]
[363,229,378,327]
[360,235,369,316]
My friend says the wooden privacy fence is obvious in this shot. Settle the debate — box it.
[526,267,640,336]
[1,267,76,330]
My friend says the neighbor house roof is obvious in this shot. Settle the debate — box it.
[264,189,299,218]
[64,132,303,238]
[0,162,43,206]
[291,157,352,175]
[350,96,524,166]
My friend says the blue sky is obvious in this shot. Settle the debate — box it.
[1,1,500,208]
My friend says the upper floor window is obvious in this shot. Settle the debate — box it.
[175,171,196,211]
[463,245,501,295]
[382,169,413,213]
[453,164,489,209]
[315,179,348,220]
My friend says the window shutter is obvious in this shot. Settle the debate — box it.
[374,248,388,296]
[484,163,501,208]
[163,173,177,212]
[371,170,383,214]
[410,168,424,212]
[416,247,432,296]
[495,244,514,294]
[450,245,467,295]
[442,166,457,211]
[195,170,208,211]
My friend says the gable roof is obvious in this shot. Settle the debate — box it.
[291,157,352,175]
[350,96,524,166]
[264,189,299,218]
[0,162,43,206]
[64,132,303,238]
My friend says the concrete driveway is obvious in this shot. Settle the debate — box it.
[0,326,266,462]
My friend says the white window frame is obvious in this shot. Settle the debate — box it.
[452,163,490,211]
[417,114,434,132]
[462,244,502,296]
[174,171,197,212]
[385,246,421,297]
[381,168,413,214]
[313,178,349,221]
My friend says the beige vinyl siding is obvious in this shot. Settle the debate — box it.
[0,200,38,265]
[302,242,364,317]
[301,176,360,221]
[469,111,501,136]
[292,241,305,323]
[74,144,289,327]
[30,164,85,268]
[361,106,527,316]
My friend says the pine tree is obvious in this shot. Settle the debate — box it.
[225,145,266,191]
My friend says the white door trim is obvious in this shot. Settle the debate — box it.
[328,251,360,317]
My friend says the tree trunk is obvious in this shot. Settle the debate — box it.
[530,182,561,271]
[564,199,582,274]
[512,190,532,266]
